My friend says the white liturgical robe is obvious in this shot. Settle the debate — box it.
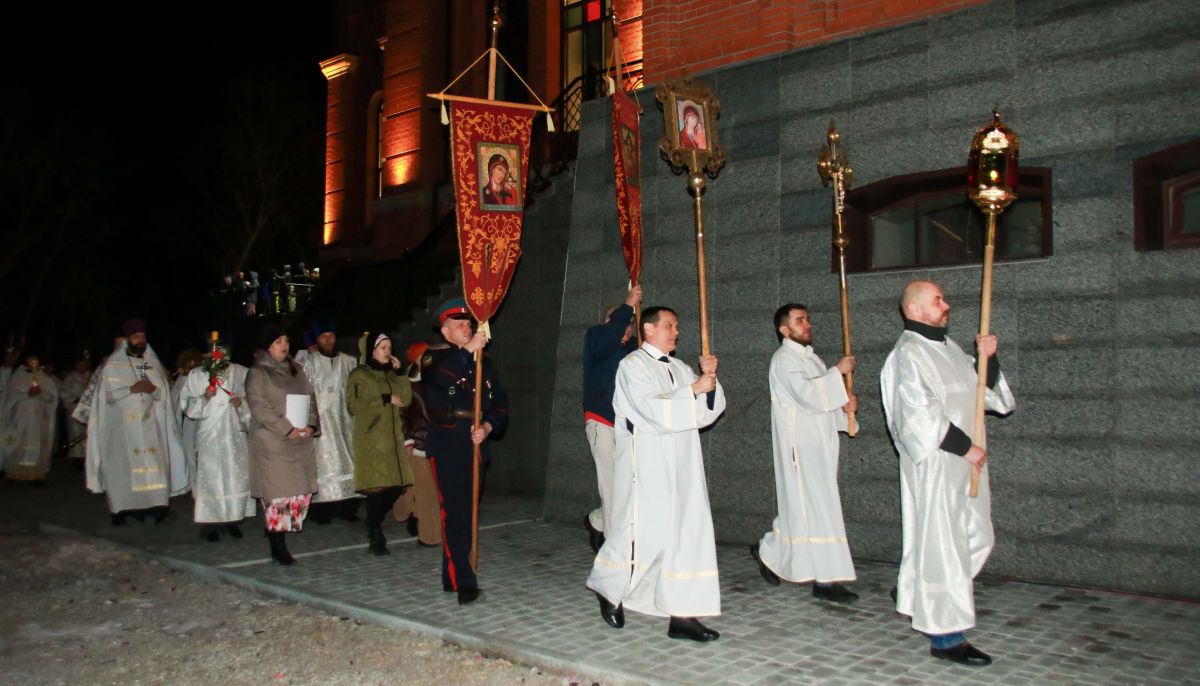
[297,350,357,502]
[1,367,59,480]
[757,339,856,583]
[171,374,199,482]
[587,344,726,618]
[85,344,189,512]
[180,365,255,523]
[880,329,1015,635]
[59,369,89,459]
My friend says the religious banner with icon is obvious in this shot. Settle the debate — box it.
[447,98,536,321]
[611,88,643,286]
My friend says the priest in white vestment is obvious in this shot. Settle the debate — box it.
[880,280,1015,667]
[295,317,359,521]
[85,320,189,525]
[586,306,726,642]
[179,349,255,540]
[59,356,92,464]
[171,350,202,484]
[751,304,860,603]
[1,353,59,482]
[72,337,125,428]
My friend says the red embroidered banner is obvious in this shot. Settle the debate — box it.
[611,88,643,285]
[448,99,535,322]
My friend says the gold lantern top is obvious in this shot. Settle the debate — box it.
[967,111,1020,214]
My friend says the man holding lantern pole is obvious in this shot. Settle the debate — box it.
[880,279,1015,666]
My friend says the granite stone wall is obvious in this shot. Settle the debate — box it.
[542,0,1200,598]
[484,174,576,495]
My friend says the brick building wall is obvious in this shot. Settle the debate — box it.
[641,0,988,82]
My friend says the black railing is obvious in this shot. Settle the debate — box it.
[529,71,612,193]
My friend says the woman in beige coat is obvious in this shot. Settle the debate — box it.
[246,323,320,565]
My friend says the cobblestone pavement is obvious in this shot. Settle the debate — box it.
[4,461,1198,685]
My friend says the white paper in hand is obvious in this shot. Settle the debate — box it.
[285,394,310,430]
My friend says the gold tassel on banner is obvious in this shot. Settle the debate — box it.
[546,111,555,133]
[440,101,449,125]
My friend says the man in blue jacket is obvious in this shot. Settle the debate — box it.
[581,285,642,553]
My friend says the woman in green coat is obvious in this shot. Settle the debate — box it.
[347,331,414,555]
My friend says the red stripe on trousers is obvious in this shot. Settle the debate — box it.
[428,455,458,591]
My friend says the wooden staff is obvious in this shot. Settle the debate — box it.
[970,213,998,498]
[469,0,503,571]
[966,110,1019,498]
[818,121,857,436]
[689,173,711,356]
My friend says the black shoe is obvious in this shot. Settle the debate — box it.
[813,582,859,604]
[268,532,296,565]
[931,642,992,666]
[226,524,244,539]
[583,516,605,554]
[111,513,128,526]
[749,543,781,586]
[457,587,481,605]
[406,516,419,537]
[596,592,625,629]
[368,527,389,556]
[204,528,220,543]
[890,586,898,604]
[152,507,170,525]
[668,617,720,642]
[132,510,147,522]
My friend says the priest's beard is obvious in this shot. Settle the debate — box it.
[318,344,338,358]
[127,343,147,357]
[788,332,812,346]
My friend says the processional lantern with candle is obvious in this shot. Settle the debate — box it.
[965,111,1019,498]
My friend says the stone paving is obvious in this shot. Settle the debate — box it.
[3,460,1199,685]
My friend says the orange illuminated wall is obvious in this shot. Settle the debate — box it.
[320,54,357,246]
[614,0,645,88]
[641,0,988,83]
[379,3,427,189]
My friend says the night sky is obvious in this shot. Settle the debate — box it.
[3,2,335,368]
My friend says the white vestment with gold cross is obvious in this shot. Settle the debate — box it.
[85,343,189,512]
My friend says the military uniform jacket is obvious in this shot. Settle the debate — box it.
[423,347,508,460]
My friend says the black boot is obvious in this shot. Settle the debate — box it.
[151,506,170,524]
[364,489,401,555]
[268,532,295,565]
[111,513,128,526]
[406,515,419,537]
[226,523,244,539]
[201,525,220,542]
[368,526,389,556]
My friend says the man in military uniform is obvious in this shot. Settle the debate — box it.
[423,298,509,605]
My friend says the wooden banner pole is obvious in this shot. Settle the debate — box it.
[690,173,711,356]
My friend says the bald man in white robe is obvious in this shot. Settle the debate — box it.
[880,280,1015,667]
